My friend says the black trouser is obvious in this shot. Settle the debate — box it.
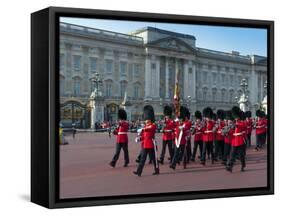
[160,140,174,163]
[192,140,203,160]
[247,134,251,147]
[171,145,188,168]
[202,141,214,162]
[223,143,231,162]
[256,134,265,148]
[136,148,158,175]
[214,140,225,160]
[111,142,129,164]
[227,145,246,169]
[137,147,152,163]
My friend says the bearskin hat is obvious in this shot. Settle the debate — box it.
[118,109,127,120]
[203,107,213,118]
[225,110,233,121]
[240,111,246,120]
[143,105,155,122]
[260,110,266,117]
[185,107,191,120]
[212,113,217,121]
[194,110,202,120]
[256,109,262,117]
[231,106,241,119]
[245,111,252,118]
[179,106,188,120]
[164,105,172,117]
[217,109,225,120]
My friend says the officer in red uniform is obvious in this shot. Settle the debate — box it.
[255,110,267,150]
[184,108,192,164]
[191,111,203,162]
[245,111,253,147]
[222,110,234,165]
[201,107,215,165]
[109,109,130,168]
[214,110,226,161]
[133,105,159,176]
[159,106,175,164]
[170,106,190,170]
[226,106,246,172]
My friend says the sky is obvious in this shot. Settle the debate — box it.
[60,17,267,57]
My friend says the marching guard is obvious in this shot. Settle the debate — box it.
[109,109,130,168]
[222,110,234,165]
[245,111,253,147]
[159,106,175,164]
[201,107,216,165]
[255,110,267,150]
[133,105,159,176]
[170,106,191,170]
[214,110,226,161]
[226,106,247,172]
[191,111,204,162]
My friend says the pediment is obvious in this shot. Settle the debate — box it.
[148,37,196,53]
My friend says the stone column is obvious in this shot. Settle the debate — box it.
[183,59,189,99]
[65,42,72,94]
[155,56,160,98]
[144,54,151,99]
[165,56,169,99]
[192,60,196,99]
[250,63,258,112]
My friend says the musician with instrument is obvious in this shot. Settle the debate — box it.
[222,110,234,165]
[226,106,247,172]
[133,105,159,176]
[159,106,175,164]
[109,109,130,168]
[191,111,203,162]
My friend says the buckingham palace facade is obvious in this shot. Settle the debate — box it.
[59,22,267,127]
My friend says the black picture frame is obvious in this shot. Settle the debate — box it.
[31,6,274,209]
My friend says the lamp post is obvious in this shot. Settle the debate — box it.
[237,78,249,112]
[89,72,103,97]
[261,80,267,114]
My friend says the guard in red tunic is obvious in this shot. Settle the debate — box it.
[226,106,246,172]
[245,111,253,147]
[170,106,190,170]
[159,106,175,164]
[201,107,215,165]
[222,110,234,165]
[214,110,225,161]
[109,109,130,167]
[191,111,203,161]
[255,110,267,150]
[133,105,159,176]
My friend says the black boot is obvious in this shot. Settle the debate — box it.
[123,163,129,167]
[159,159,164,165]
[133,171,141,176]
[226,166,232,173]
[109,161,116,168]
[169,164,176,170]
[153,168,160,175]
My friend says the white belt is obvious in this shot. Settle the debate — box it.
[204,130,213,133]
[233,132,245,136]
[164,130,172,132]
[195,132,202,135]
[118,132,128,135]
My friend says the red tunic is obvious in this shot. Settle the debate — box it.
[202,120,215,142]
[216,120,225,141]
[194,120,204,141]
[231,120,246,147]
[256,118,267,135]
[142,123,157,149]
[113,120,129,143]
[174,121,190,145]
[162,118,175,141]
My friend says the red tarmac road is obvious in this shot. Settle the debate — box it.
[60,132,267,199]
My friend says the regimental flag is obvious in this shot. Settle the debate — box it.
[174,70,180,118]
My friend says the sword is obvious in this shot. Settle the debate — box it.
[153,138,159,169]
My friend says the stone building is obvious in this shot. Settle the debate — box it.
[59,22,267,128]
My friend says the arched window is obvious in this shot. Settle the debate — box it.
[133,82,141,98]
[105,80,113,97]
[221,89,226,101]
[229,89,234,102]
[203,87,208,101]
[212,88,217,101]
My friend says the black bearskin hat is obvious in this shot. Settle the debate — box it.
[179,106,188,120]
[212,113,217,121]
[118,109,127,120]
[232,106,241,119]
[195,110,202,120]
[225,110,233,121]
[203,107,213,118]
[143,105,155,122]
[245,111,252,118]
[240,111,246,120]
[260,110,266,117]
[185,107,191,120]
[256,109,262,117]
[164,105,172,117]
[217,109,225,120]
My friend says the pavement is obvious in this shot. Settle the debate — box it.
[60,132,267,199]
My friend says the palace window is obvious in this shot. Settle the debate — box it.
[73,55,81,71]
[73,78,81,96]
[212,73,217,85]
[134,64,141,78]
[60,54,65,70]
[212,88,217,101]
[151,63,156,70]
[120,62,127,77]
[221,89,226,101]
[89,57,97,73]
[60,77,65,94]
[105,82,112,97]
[203,88,208,101]
[105,59,113,74]
[134,85,139,98]
[120,81,127,97]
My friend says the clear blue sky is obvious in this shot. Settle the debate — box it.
[61,17,267,57]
